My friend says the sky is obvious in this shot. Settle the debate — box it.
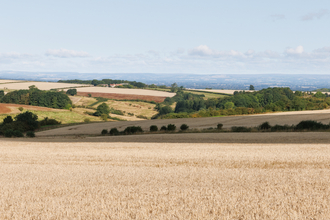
[0,0,330,75]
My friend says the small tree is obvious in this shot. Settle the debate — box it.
[94,103,110,116]
[160,126,167,131]
[259,122,271,130]
[110,128,119,135]
[101,114,108,121]
[15,111,39,131]
[3,116,13,124]
[249,85,255,90]
[101,129,108,135]
[18,107,24,111]
[167,124,176,131]
[150,125,158,132]
[180,124,189,131]
[217,123,223,130]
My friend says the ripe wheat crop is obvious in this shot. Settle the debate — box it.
[0,140,329,219]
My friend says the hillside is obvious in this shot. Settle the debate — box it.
[37,109,330,136]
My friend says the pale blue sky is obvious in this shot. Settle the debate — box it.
[0,0,329,74]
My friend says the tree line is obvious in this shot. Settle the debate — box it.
[153,88,330,119]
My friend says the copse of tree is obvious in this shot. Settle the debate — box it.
[66,89,77,96]
[1,86,72,109]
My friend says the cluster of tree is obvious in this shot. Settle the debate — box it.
[0,111,62,137]
[66,89,77,96]
[154,88,330,119]
[0,86,72,109]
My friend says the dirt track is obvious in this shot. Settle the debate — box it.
[37,109,330,137]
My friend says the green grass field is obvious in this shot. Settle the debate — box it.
[0,110,102,124]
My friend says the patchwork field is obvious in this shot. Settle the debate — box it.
[0,104,103,124]
[0,138,329,219]
[37,109,330,136]
[77,92,167,103]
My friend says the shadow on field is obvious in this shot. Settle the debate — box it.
[8,132,330,144]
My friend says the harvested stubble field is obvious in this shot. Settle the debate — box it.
[76,87,175,97]
[37,109,330,136]
[1,136,330,219]
[0,79,22,84]
[0,82,89,90]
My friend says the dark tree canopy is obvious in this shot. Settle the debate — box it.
[66,89,77,96]
[1,87,72,109]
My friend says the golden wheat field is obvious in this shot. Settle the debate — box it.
[0,134,330,219]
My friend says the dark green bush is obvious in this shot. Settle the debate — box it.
[217,123,223,130]
[180,124,189,131]
[271,124,292,132]
[167,124,176,131]
[26,131,35,137]
[160,126,167,131]
[39,117,61,126]
[110,128,119,135]
[3,116,13,124]
[13,130,24,137]
[124,126,143,134]
[231,126,252,132]
[15,111,39,131]
[150,125,158,132]
[259,122,271,130]
[295,120,329,131]
[4,129,14,137]
[101,129,108,135]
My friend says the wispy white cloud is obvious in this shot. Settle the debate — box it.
[285,45,304,55]
[45,49,90,58]
[301,9,329,21]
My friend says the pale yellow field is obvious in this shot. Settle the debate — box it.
[0,138,329,219]
[0,79,22,84]
[0,82,89,90]
[76,87,176,97]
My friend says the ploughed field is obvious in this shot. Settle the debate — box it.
[37,109,330,136]
[0,138,329,219]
